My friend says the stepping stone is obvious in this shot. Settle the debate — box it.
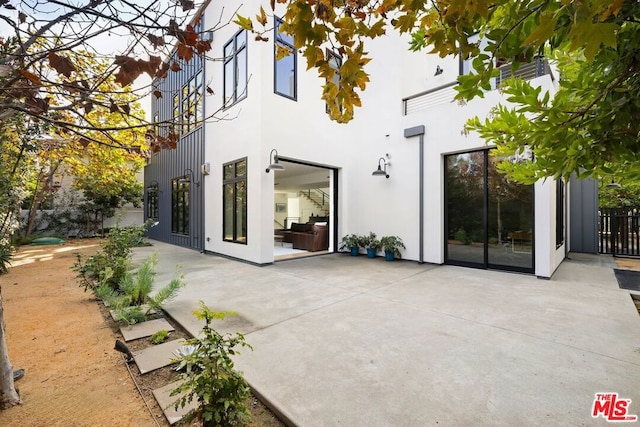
[152,380,198,425]
[133,339,184,374]
[120,318,175,342]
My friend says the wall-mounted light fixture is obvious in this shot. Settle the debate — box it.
[265,149,285,173]
[606,179,621,189]
[372,156,390,179]
[178,168,200,186]
[434,65,443,76]
[146,180,160,192]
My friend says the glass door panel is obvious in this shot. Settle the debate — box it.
[445,151,486,266]
[487,156,534,270]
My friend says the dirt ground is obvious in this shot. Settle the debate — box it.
[0,239,283,427]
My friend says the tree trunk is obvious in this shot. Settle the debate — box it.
[0,285,21,409]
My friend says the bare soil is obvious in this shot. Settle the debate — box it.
[0,239,284,427]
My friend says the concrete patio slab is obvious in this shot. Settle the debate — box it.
[152,380,197,425]
[133,339,185,374]
[120,318,175,342]
[138,241,640,426]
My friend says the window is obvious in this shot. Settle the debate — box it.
[325,49,341,113]
[223,31,247,107]
[172,178,189,235]
[146,186,159,219]
[274,17,296,99]
[556,179,564,248]
[181,71,203,134]
[172,93,179,136]
[223,158,247,244]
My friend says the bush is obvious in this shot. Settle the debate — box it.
[453,228,471,245]
[73,221,151,292]
[171,302,252,426]
[0,243,12,275]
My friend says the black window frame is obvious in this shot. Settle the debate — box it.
[223,158,248,244]
[274,16,297,100]
[223,30,248,108]
[181,71,204,135]
[556,179,565,248]
[146,186,159,220]
[325,48,342,113]
[171,177,190,235]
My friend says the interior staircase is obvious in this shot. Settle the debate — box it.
[299,188,329,213]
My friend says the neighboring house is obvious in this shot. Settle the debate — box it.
[144,1,597,278]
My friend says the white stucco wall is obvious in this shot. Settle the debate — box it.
[199,0,564,273]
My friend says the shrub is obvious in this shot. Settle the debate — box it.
[171,302,252,426]
[453,228,471,245]
[150,330,170,344]
[0,243,12,275]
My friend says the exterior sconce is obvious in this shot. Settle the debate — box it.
[606,179,621,189]
[265,149,285,173]
[434,65,443,76]
[146,180,159,192]
[372,157,390,179]
[178,168,200,186]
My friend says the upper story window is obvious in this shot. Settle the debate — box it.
[274,17,296,100]
[181,71,203,134]
[172,93,179,135]
[223,30,248,108]
[325,49,341,113]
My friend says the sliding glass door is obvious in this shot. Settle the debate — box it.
[445,150,534,272]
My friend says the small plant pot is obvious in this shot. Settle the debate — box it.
[350,246,359,256]
[366,248,376,258]
[384,250,395,261]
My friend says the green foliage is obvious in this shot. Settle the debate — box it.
[244,0,639,183]
[380,235,406,258]
[453,228,471,245]
[599,180,640,208]
[171,302,252,426]
[72,221,151,292]
[339,233,362,251]
[362,232,382,250]
[0,243,12,275]
[150,329,170,344]
[99,253,186,325]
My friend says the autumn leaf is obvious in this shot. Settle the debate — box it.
[121,103,131,115]
[177,43,194,63]
[18,11,26,23]
[178,0,194,11]
[17,69,42,86]
[109,99,120,113]
[48,52,76,78]
[234,14,254,31]
[195,40,211,54]
[170,61,182,72]
[153,90,162,99]
[257,6,268,26]
[206,86,214,94]
[147,34,165,49]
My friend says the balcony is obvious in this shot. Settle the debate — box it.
[402,57,552,116]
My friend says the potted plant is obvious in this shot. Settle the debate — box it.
[380,235,406,261]
[362,232,381,258]
[340,233,362,256]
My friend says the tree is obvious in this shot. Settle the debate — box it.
[243,0,639,182]
[0,0,226,409]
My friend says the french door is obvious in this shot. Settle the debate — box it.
[444,149,534,273]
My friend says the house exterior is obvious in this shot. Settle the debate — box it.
[144,1,595,278]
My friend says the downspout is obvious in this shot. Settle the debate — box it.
[404,125,426,264]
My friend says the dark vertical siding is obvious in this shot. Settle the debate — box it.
[569,175,598,254]
[145,47,205,251]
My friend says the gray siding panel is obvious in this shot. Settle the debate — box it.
[569,175,599,253]
[145,50,205,251]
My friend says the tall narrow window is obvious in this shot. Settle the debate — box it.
[223,31,247,107]
[147,186,159,219]
[556,179,564,247]
[172,93,179,136]
[325,49,341,113]
[181,71,204,134]
[274,17,296,99]
[172,178,189,235]
[223,158,247,244]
